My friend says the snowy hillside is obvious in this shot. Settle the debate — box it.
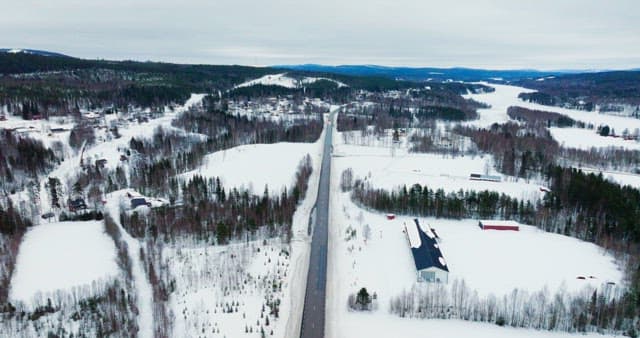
[235,73,348,89]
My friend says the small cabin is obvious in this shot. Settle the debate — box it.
[479,220,520,231]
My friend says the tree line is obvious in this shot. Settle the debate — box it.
[507,106,587,128]
[454,123,640,178]
[390,280,631,335]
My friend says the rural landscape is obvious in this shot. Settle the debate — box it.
[2,1,640,337]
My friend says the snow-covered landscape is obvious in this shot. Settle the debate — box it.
[2,21,640,337]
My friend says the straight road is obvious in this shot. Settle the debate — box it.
[300,110,334,338]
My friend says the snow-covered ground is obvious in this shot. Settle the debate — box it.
[333,143,545,202]
[465,83,640,143]
[9,221,118,308]
[550,127,640,150]
[428,218,621,295]
[180,142,317,195]
[166,115,327,338]
[326,186,622,338]
[338,315,616,338]
[235,73,347,89]
[463,84,535,127]
[326,112,622,338]
[104,190,157,338]
[167,240,291,337]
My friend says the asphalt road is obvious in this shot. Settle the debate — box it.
[300,111,334,338]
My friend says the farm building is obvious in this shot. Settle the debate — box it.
[469,173,502,182]
[479,220,520,231]
[404,219,449,283]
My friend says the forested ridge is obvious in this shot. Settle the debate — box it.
[516,71,640,110]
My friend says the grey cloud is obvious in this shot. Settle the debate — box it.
[1,0,639,69]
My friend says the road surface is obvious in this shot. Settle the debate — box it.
[300,111,334,338]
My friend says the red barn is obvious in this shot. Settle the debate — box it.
[479,220,519,231]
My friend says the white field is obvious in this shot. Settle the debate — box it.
[550,127,640,150]
[465,83,640,151]
[463,84,535,127]
[180,142,317,195]
[338,315,616,338]
[9,221,118,308]
[333,143,546,202]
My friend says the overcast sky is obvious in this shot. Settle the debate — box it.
[2,0,639,70]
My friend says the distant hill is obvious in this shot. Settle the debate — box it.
[0,48,70,58]
[278,64,570,82]
[515,70,640,109]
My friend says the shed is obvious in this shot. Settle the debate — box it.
[386,213,396,220]
[404,219,449,283]
[469,173,502,182]
[479,220,520,231]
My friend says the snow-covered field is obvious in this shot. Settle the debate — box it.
[9,221,118,308]
[427,218,621,295]
[463,84,535,127]
[550,127,640,150]
[333,143,545,202]
[180,142,317,195]
[338,315,616,338]
[465,83,640,140]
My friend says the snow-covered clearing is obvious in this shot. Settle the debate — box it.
[550,127,640,150]
[465,83,640,138]
[334,143,545,202]
[180,142,317,195]
[428,217,621,295]
[338,315,616,338]
[235,73,347,89]
[9,221,118,308]
[463,84,535,127]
